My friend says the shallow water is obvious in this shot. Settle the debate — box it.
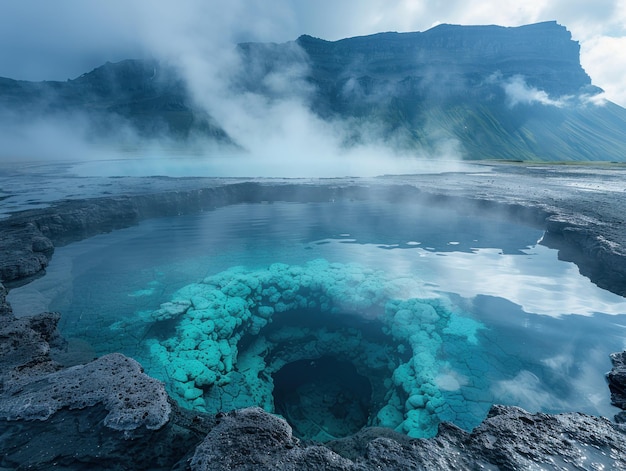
[9,200,626,437]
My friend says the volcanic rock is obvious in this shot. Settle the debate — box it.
[0,300,215,470]
[1,171,626,469]
[187,405,626,470]
[608,351,626,423]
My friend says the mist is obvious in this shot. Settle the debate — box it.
[1,1,621,176]
[0,0,469,178]
[500,75,570,108]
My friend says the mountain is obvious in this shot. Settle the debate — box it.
[1,21,625,161]
[0,59,229,142]
[238,21,626,161]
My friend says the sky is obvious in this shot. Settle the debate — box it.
[0,0,624,107]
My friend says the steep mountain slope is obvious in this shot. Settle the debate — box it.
[1,21,625,161]
[0,59,228,142]
[237,21,625,161]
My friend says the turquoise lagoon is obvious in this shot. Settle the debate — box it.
[9,200,626,440]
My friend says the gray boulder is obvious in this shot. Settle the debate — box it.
[0,305,214,470]
[0,310,63,383]
[1,353,172,432]
[190,407,354,471]
[188,405,626,470]
[608,351,626,423]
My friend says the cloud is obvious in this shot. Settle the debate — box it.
[580,35,626,107]
[497,75,570,108]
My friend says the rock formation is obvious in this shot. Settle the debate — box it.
[608,352,626,423]
[0,304,215,470]
[299,22,592,93]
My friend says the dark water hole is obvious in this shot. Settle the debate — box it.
[273,357,372,441]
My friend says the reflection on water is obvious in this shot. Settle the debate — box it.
[8,200,626,433]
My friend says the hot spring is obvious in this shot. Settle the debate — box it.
[9,199,626,440]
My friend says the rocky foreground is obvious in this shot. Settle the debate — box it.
[0,301,625,470]
[2,164,626,469]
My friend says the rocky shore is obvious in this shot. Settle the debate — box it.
[2,164,626,469]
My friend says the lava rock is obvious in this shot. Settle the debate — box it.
[0,310,63,381]
[0,296,169,433]
[190,407,354,471]
[0,281,11,316]
[331,405,626,469]
[188,405,626,470]
[461,405,626,469]
[1,353,172,432]
[0,386,215,471]
[0,221,52,283]
[0,300,215,470]
[608,352,626,412]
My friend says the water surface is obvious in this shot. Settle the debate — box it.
[9,200,626,435]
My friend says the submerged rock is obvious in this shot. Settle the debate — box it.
[133,259,484,438]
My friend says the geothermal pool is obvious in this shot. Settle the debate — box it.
[9,199,626,440]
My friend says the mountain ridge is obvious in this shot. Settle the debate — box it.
[1,21,625,162]
[293,21,592,96]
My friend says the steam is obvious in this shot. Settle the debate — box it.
[160,35,454,177]
[0,0,467,177]
[0,111,114,162]
[5,1,619,177]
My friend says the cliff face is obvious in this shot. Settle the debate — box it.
[276,22,622,161]
[295,22,591,96]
